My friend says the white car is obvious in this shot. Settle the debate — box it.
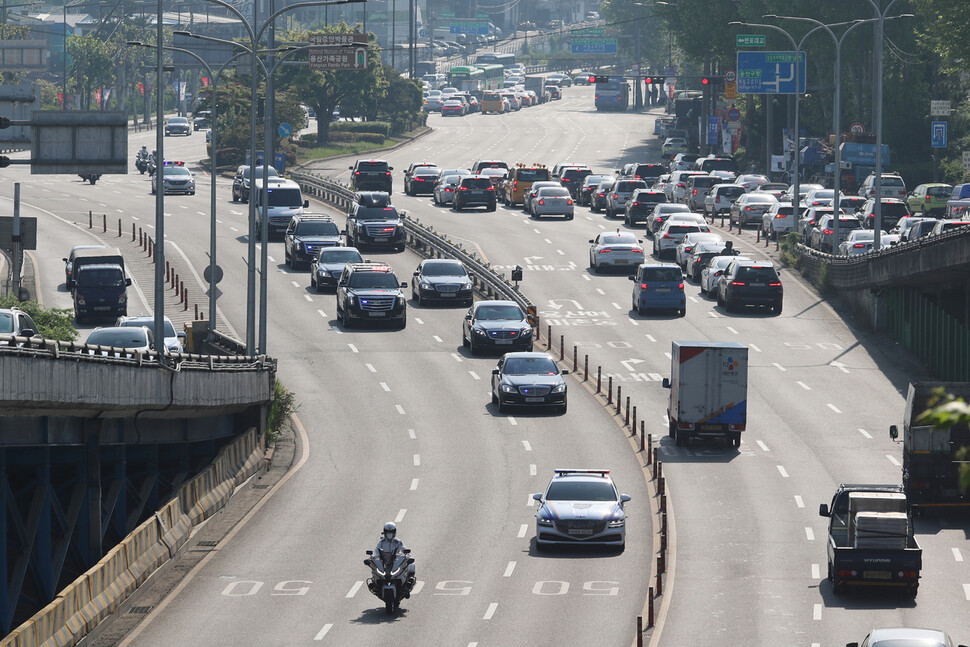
[837,230,875,255]
[588,231,645,273]
[667,171,705,203]
[700,255,750,296]
[847,627,962,647]
[532,469,630,550]
[801,188,842,209]
[85,326,155,357]
[704,183,746,217]
[762,202,795,238]
[653,220,709,259]
[783,182,823,204]
[675,232,724,269]
[115,315,185,352]
[734,173,770,192]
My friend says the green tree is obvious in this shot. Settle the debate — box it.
[0,298,78,341]
[917,389,970,495]
[66,35,116,110]
[377,66,426,134]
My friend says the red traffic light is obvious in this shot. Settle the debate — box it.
[701,77,711,85]
[644,77,653,84]
[590,75,610,83]
[589,75,596,83]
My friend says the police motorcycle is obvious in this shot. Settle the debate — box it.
[136,146,150,174]
[364,546,415,614]
[147,150,158,177]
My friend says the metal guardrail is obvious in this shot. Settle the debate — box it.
[289,170,537,319]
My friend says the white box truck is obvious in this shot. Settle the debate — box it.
[662,341,748,447]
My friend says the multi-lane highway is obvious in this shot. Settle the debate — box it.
[2,86,968,646]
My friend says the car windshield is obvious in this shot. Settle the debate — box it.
[86,329,148,347]
[358,162,389,171]
[719,187,745,197]
[0,313,12,334]
[120,319,176,337]
[837,219,861,229]
[295,221,339,236]
[882,176,905,187]
[168,118,187,125]
[476,304,524,320]
[562,169,592,180]
[462,178,493,189]
[748,194,777,204]
[349,273,400,288]
[546,479,616,501]
[503,356,558,375]
[516,169,550,182]
[851,231,875,241]
[617,181,647,192]
[164,167,191,177]
[585,175,611,186]
[668,225,701,235]
[319,250,362,264]
[442,175,460,185]
[736,266,779,281]
[356,206,399,221]
[77,268,125,288]
[641,267,682,281]
[538,187,569,197]
[242,167,279,180]
[422,262,467,277]
[415,169,440,177]
[883,203,910,217]
[264,188,303,207]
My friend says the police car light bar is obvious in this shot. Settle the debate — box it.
[554,469,610,475]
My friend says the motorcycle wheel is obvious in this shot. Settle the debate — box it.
[383,591,395,615]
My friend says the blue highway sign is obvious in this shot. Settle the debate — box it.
[736,51,807,94]
[931,121,948,148]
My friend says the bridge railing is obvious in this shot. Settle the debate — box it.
[289,170,537,319]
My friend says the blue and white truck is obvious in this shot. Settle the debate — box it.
[662,341,748,447]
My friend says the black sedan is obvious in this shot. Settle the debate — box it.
[411,259,473,306]
[462,300,533,355]
[491,352,568,413]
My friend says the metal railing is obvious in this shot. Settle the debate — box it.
[883,286,970,381]
[289,170,537,319]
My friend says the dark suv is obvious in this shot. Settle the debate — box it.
[232,164,279,203]
[335,263,408,329]
[346,192,407,251]
[452,176,497,211]
[559,167,594,199]
[624,189,668,226]
[621,163,666,185]
[283,215,344,269]
[716,259,783,315]
[349,159,394,193]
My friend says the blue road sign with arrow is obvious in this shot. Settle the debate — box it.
[931,121,947,148]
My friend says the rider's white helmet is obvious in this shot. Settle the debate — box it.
[383,521,396,541]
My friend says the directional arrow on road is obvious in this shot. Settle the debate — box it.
[620,358,646,372]
[524,256,544,264]
[547,299,585,310]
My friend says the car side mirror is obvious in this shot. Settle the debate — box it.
[400,210,408,218]
[177,331,187,339]
[365,550,373,555]
[661,377,670,388]
[532,493,543,502]
[403,548,411,554]
[819,504,830,517]
[62,257,68,262]
[363,559,371,566]
[21,328,36,338]
[338,280,347,287]
[889,424,899,440]
[492,368,499,375]
[388,166,394,171]
[628,276,635,281]
[562,370,569,375]
[400,282,407,288]
[588,239,594,243]
[349,166,354,170]
[465,313,472,320]
[125,278,132,286]
[413,270,420,276]
[620,494,631,503]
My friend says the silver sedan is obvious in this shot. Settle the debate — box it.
[530,186,574,220]
[588,231,644,273]
[433,174,461,205]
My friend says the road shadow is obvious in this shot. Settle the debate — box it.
[653,435,742,464]
[350,606,411,625]
[524,537,625,559]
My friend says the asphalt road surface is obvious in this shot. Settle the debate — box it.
[1,86,967,646]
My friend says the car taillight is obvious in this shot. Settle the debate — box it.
[731,281,745,286]
[513,181,518,187]
[768,281,782,287]
[613,194,619,199]
[487,186,495,191]
[745,206,753,211]
[822,229,834,235]
[640,283,648,289]
[925,195,931,201]
[678,283,684,289]
[693,189,698,195]
[774,213,786,218]
[598,192,605,197]
[355,171,360,175]
[567,199,573,205]
[538,199,544,205]
[632,248,642,253]
[598,248,612,253]
[664,233,671,238]
[633,202,639,206]
[460,186,468,191]
[677,183,685,187]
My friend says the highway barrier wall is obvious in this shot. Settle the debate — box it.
[0,427,264,647]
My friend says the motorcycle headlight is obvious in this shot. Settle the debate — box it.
[500,383,517,394]
[551,383,566,394]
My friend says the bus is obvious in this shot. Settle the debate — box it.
[448,66,485,93]
[594,77,630,111]
[476,52,515,66]
[475,63,504,90]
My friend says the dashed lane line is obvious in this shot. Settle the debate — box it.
[451,353,464,362]
[827,403,842,413]
[858,428,872,439]
[805,527,815,541]
[726,326,739,335]
[346,581,364,598]
[953,548,963,562]
[433,335,443,342]
[518,524,528,538]
[348,344,358,353]
[304,295,312,302]
[313,624,333,640]
[395,509,407,523]
[777,465,790,478]
[813,604,822,620]
[522,440,532,451]
[749,343,761,352]
[407,428,416,440]
[503,562,516,577]
[317,309,328,319]
[886,455,900,466]
[365,363,376,373]
[811,564,820,580]
[413,454,420,466]
[395,404,406,415]
[773,363,786,371]
[796,381,810,390]
[756,440,770,452]
[469,371,480,380]
[483,603,498,620]
[380,382,390,392]
[410,479,419,491]
[529,464,536,476]
[794,495,804,508]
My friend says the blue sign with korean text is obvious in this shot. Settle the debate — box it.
[707,116,719,146]
[931,121,948,148]
[736,51,807,94]
[839,142,891,166]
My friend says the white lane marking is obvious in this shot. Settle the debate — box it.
[304,294,313,302]
[773,363,787,371]
[794,495,805,508]
[596,288,606,295]
[756,440,770,452]
[813,603,822,620]
[953,548,964,562]
[380,382,390,392]
[469,371,480,380]
[410,478,419,491]
[707,311,719,318]
[648,373,663,381]
[395,509,407,523]
[629,319,639,326]
[415,318,424,325]
[726,326,739,335]
[858,428,872,439]
[522,440,532,451]
[503,561,516,577]
[291,281,300,288]
[811,564,820,580]
[468,644,478,647]
[527,493,536,507]
[583,275,590,281]
[413,454,420,466]
[216,218,223,224]
[964,584,970,601]
[797,381,811,390]
[317,309,328,319]
[314,624,333,640]
[395,404,406,415]
[408,428,416,440]
[229,226,239,232]
[346,581,364,598]
[830,361,850,374]
[749,343,761,352]
[557,249,565,256]
[451,353,464,362]
[483,603,498,620]
[805,527,815,541]
[886,455,900,466]
[612,302,622,309]
[544,238,552,244]
[827,403,842,413]
[508,417,518,426]
[518,524,528,538]
[348,344,359,353]
[664,352,671,360]
[433,335,443,342]
[268,256,276,263]
[365,363,376,373]
[529,464,537,476]
[777,465,790,478]
[646,335,656,342]
[412,581,424,595]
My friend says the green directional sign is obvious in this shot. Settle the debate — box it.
[737,34,766,48]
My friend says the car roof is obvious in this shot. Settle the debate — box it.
[475,300,521,307]
[502,351,556,360]
[867,628,949,644]
[734,259,775,267]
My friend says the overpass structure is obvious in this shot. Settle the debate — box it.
[0,336,275,635]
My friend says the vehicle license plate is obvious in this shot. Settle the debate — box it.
[374,237,389,242]
[495,339,512,345]
[368,312,385,317]
[750,282,765,287]
[94,306,110,311]
[526,397,544,403]
[655,288,670,293]
[701,424,721,430]
[568,528,593,536]
[863,570,891,580]
[614,259,627,264]
[440,292,454,297]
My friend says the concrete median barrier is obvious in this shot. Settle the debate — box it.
[77,545,135,632]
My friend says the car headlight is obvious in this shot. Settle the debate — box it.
[461,281,472,290]
[348,295,358,305]
[520,327,533,337]
[420,281,433,290]
[608,516,626,528]
[500,383,517,394]
[397,296,406,306]
[473,327,488,336]
[551,383,566,394]
[536,516,554,526]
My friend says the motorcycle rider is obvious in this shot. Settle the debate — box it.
[373,522,414,597]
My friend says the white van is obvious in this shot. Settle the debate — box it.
[253,178,309,237]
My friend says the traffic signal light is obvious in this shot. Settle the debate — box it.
[589,75,610,83]
[701,77,711,86]
[645,76,665,86]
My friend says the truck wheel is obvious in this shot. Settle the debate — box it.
[668,419,675,437]
[675,427,687,446]
[732,433,741,448]
[908,584,919,597]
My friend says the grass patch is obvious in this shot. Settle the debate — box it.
[296,126,429,163]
